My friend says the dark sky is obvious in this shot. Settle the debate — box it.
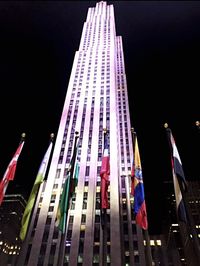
[0,1,199,234]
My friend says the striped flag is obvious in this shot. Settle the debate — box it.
[167,128,187,223]
[19,140,53,241]
[100,131,110,209]
[0,139,25,205]
[133,136,148,230]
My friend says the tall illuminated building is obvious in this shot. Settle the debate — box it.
[18,2,150,265]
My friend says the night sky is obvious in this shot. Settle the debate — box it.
[0,1,199,234]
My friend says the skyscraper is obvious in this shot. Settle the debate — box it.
[17,2,150,265]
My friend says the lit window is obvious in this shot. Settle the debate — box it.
[156,240,161,246]
[150,240,155,246]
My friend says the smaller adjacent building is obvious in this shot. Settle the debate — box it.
[0,194,27,266]
[162,180,200,266]
[165,223,186,266]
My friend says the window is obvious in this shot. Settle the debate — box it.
[81,214,86,224]
[46,216,52,225]
[40,244,46,255]
[69,215,74,224]
[85,166,90,176]
[48,206,54,212]
[50,244,56,255]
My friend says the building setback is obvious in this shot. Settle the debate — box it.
[17,2,150,266]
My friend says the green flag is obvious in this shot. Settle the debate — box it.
[55,172,71,233]
[55,135,79,233]
[19,141,53,241]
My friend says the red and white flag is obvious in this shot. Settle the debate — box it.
[0,140,25,205]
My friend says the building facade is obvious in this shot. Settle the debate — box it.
[0,194,27,266]
[17,2,150,265]
[148,235,170,266]
[163,180,200,266]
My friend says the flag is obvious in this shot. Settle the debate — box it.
[0,139,25,205]
[133,136,148,230]
[19,140,53,241]
[55,172,71,234]
[55,135,79,233]
[100,131,110,209]
[167,128,187,223]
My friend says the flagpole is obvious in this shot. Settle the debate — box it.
[131,128,153,266]
[7,132,26,266]
[164,123,200,265]
[57,131,79,266]
[131,127,135,147]
[101,208,107,266]
[144,229,153,266]
[99,128,109,266]
[102,128,107,266]
[57,200,70,266]
[130,127,136,196]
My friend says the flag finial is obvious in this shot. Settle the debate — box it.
[164,123,168,128]
[50,133,54,140]
[75,131,79,137]
[21,133,26,140]
[103,128,107,134]
[131,127,136,136]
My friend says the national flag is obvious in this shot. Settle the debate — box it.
[0,138,25,205]
[167,128,187,223]
[19,140,53,241]
[100,131,110,209]
[133,136,148,230]
[55,134,79,233]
